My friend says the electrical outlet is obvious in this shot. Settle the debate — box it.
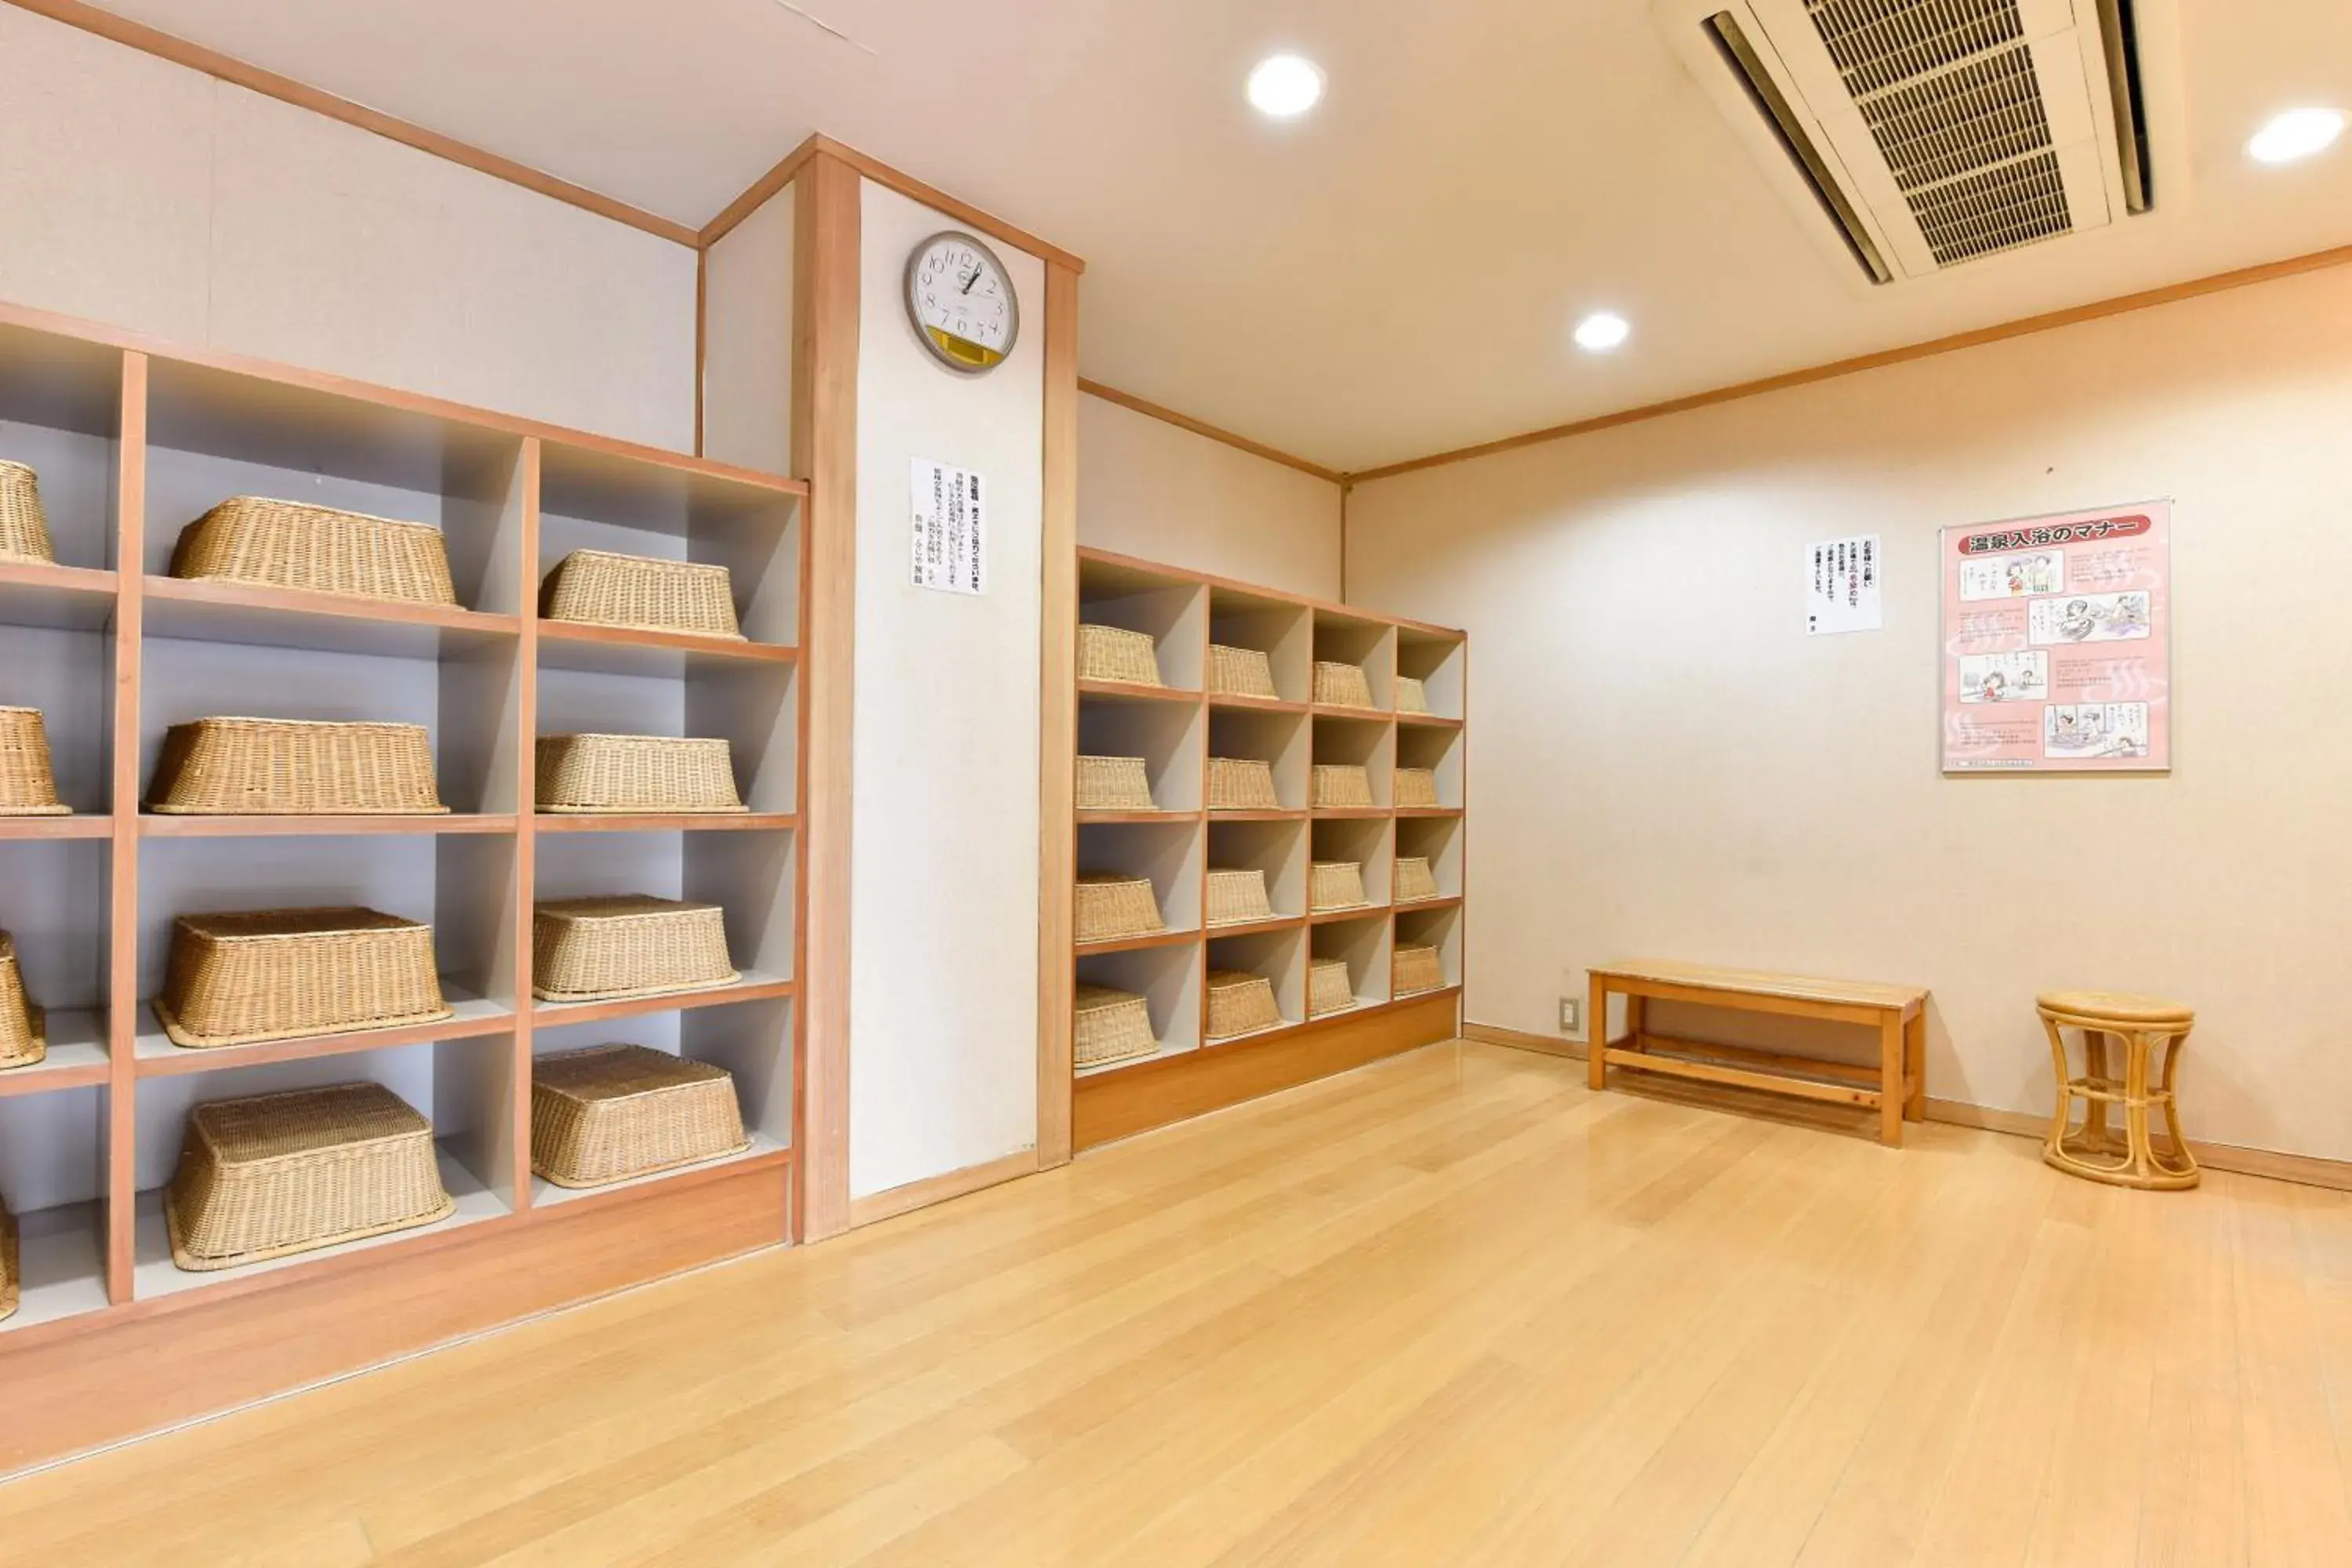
[1559,997,1581,1035]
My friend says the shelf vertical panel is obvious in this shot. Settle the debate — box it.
[509,438,541,1210]
[103,350,146,1302]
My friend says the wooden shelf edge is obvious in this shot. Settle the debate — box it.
[532,812,798,834]
[1076,810,1201,826]
[1074,928,1203,957]
[0,560,118,597]
[1310,905,1393,926]
[1203,916,1308,939]
[138,814,517,837]
[1077,679,1199,706]
[528,975,796,1028]
[141,576,522,638]
[1205,694,1307,715]
[0,815,112,840]
[528,1143,793,1218]
[536,621,799,665]
[132,1003,517,1077]
[1073,986,1463,1086]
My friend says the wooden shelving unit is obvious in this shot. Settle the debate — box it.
[0,309,807,1352]
[1069,549,1466,1150]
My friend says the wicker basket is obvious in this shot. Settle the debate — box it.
[536,734,745,815]
[1206,867,1275,927]
[1207,970,1281,1040]
[1312,765,1374,809]
[147,717,447,816]
[1394,943,1446,996]
[1395,676,1429,714]
[1076,873,1165,944]
[155,909,452,1050]
[0,1194,16,1323]
[1079,624,1162,686]
[0,460,56,564]
[1313,661,1374,709]
[1207,757,1279,811]
[1393,768,1440,809]
[542,550,743,640]
[0,707,70,817]
[532,897,739,1004]
[1308,959,1356,1017]
[1394,856,1442,903]
[531,1044,750,1189]
[1310,861,1370,912]
[1,932,45,1073]
[1207,644,1278,700]
[170,497,458,607]
[1075,985,1156,1069]
[1077,755,1155,813]
[164,1082,456,1272]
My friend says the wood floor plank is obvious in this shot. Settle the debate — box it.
[7,1041,2352,1567]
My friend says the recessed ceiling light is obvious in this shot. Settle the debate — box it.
[1573,310,1632,354]
[2248,107,2344,165]
[1247,54,1325,119]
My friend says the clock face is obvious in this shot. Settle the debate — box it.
[906,231,1018,373]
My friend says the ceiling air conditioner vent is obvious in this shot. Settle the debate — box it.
[1659,0,2152,285]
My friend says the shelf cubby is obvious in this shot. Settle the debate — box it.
[1310,816,1392,919]
[1207,818,1308,931]
[1394,814,1465,903]
[1079,688,1203,814]
[0,320,125,575]
[1208,706,1308,811]
[0,837,112,1022]
[1311,612,1396,713]
[0,1085,108,1334]
[1395,723,1465,811]
[1396,628,1466,720]
[537,657,797,816]
[1079,557,1206,691]
[1077,821,1203,948]
[1208,586,1312,705]
[1310,914,1393,1012]
[1394,904,1465,995]
[1310,714,1396,811]
[1206,927,1305,1041]
[1075,941,1203,1076]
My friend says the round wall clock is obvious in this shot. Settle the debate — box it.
[905,230,1018,374]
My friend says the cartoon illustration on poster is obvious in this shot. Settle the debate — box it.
[1940,503,2170,773]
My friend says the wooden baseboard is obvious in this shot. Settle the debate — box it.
[0,1161,788,1476]
[1076,992,1461,1151]
[848,1149,1041,1229]
[1463,1020,1584,1060]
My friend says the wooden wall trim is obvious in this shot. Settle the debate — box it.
[1037,263,1080,1169]
[846,1149,1040,1229]
[1079,379,1345,485]
[791,152,862,1242]
[1349,240,2352,485]
[699,138,825,252]
[5,0,700,249]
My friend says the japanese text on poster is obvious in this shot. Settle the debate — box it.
[910,458,986,595]
[1940,502,2170,772]
[1806,534,1882,635]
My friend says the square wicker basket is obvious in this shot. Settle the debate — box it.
[1207,757,1278,811]
[531,1044,750,1189]
[1207,644,1278,700]
[1,931,44,1073]
[1394,943,1446,996]
[0,459,56,564]
[170,497,458,607]
[1393,768,1439,809]
[0,1194,16,1324]
[532,897,739,1004]
[1206,867,1275,927]
[1076,873,1166,944]
[1308,959,1356,1017]
[1395,676,1429,714]
[147,717,448,815]
[1313,661,1374,709]
[536,734,746,815]
[155,909,453,1050]
[0,706,70,817]
[542,550,744,640]
[1310,860,1370,912]
[1075,984,1156,1069]
[1312,764,1374,809]
[1079,624,1163,686]
[164,1081,456,1272]
[1394,856,1442,903]
[1078,755,1156,812]
[1207,970,1281,1040]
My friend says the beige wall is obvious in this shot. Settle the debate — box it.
[1078,393,1341,600]
[0,5,696,451]
[1347,263,2352,1163]
[701,185,797,474]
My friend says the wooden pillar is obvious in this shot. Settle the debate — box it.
[1036,263,1079,1169]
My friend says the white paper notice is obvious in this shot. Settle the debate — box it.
[1806,534,1882,635]
[910,459,986,595]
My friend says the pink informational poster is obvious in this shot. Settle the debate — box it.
[1940,501,2171,773]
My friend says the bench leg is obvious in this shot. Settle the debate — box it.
[1879,1013,1904,1147]
[1905,1010,1926,1122]
[1587,975,1609,1091]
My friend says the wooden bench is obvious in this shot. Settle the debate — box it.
[1586,961,1928,1146]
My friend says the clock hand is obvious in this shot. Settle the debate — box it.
[960,265,981,295]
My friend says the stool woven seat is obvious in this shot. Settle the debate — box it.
[530,1044,750,1189]
[170,497,457,607]
[541,550,743,640]
[164,1082,456,1271]
[2038,990,2195,1025]
[2038,991,2200,1190]
[0,931,46,1072]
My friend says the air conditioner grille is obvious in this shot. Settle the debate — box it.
[1803,0,2024,97]
[1908,147,2072,263]
[1864,45,2053,191]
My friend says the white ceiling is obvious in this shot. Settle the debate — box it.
[89,0,2352,472]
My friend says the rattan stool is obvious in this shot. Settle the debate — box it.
[2038,990,2199,1190]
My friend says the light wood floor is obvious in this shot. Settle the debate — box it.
[9,1040,2352,1566]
